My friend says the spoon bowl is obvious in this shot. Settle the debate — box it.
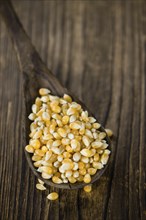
[0,0,111,189]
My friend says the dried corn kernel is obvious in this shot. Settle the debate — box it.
[52,176,63,184]
[80,149,93,157]
[25,145,34,153]
[62,115,69,125]
[105,128,113,137]
[26,88,112,188]
[39,88,50,96]
[36,183,46,191]
[47,192,59,200]
[83,185,92,192]
[83,174,91,183]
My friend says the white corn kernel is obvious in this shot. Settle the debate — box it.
[39,88,50,96]
[82,135,90,147]
[73,152,81,162]
[36,184,46,191]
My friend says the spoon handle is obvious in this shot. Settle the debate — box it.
[0,0,66,94]
[0,0,37,70]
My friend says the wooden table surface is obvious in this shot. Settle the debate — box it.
[0,1,146,220]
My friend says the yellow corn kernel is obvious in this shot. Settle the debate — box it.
[49,124,56,134]
[49,154,58,163]
[63,151,71,158]
[85,122,92,129]
[47,192,59,200]
[88,117,96,123]
[92,162,103,169]
[68,176,76,183]
[81,111,89,122]
[52,140,61,147]
[57,128,67,138]
[35,149,45,157]
[78,162,85,170]
[41,95,49,103]
[33,161,42,167]
[42,112,50,121]
[100,153,109,165]
[85,163,90,169]
[46,140,53,149]
[39,88,50,96]
[41,146,48,153]
[63,94,72,103]
[40,166,53,174]
[30,122,37,131]
[28,113,36,121]
[53,132,61,139]
[83,174,91,183]
[87,168,96,175]
[81,156,89,164]
[30,139,41,149]
[74,145,81,152]
[52,176,63,184]
[56,119,63,127]
[82,135,90,147]
[42,172,52,179]
[61,138,70,145]
[91,141,103,149]
[36,109,44,117]
[105,129,113,137]
[52,113,61,120]
[59,161,74,172]
[55,172,61,178]
[98,132,106,140]
[79,168,86,176]
[70,139,80,150]
[33,130,42,139]
[93,122,101,129]
[94,153,100,161]
[76,135,82,141]
[77,175,84,182]
[32,155,42,161]
[80,149,93,157]
[70,122,81,130]
[35,97,42,107]
[52,166,57,174]
[62,115,69,125]
[83,185,92,193]
[25,145,34,153]
[66,145,73,153]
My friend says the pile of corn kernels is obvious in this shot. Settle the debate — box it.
[25,88,113,200]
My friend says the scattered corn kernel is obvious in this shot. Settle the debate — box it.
[83,185,92,192]
[36,183,46,191]
[47,192,59,200]
[105,128,113,137]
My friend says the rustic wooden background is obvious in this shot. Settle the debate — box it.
[0,1,146,220]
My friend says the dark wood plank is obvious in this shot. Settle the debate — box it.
[0,1,146,220]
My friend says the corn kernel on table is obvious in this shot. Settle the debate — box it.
[0,1,146,220]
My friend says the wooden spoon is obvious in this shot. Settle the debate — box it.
[0,0,111,189]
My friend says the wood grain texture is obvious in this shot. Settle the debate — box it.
[0,1,146,220]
